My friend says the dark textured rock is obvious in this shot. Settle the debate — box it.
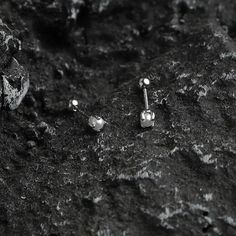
[0,0,236,235]
[2,57,29,110]
[0,18,29,110]
[0,18,19,70]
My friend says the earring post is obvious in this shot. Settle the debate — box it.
[143,88,149,110]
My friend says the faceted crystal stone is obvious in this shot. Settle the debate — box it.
[88,116,105,132]
[140,110,155,128]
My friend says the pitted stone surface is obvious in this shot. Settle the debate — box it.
[0,18,20,70]
[0,18,28,110]
[2,57,29,110]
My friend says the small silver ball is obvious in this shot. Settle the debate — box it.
[69,99,79,111]
[139,78,150,89]
[140,110,155,128]
[71,99,78,106]
[88,116,106,132]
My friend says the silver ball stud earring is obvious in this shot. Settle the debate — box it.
[69,99,106,132]
[139,78,155,128]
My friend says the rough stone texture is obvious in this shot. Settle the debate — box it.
[0,0,236,235]
[0,17,29,110]
[0,18,19,70]
[2,57,29,110]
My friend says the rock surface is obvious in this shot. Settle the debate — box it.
[0,0,236,235]
[0,17,29,109]
[0,18,19,70]
[2,57,29,110]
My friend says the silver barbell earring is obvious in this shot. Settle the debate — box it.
[139,78,155,128]
[69,99,106,132]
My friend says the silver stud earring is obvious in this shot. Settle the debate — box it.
[139,78,155,128]
[69,99,106,132]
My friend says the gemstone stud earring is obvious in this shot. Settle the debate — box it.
[88,115,106,132]
[69,99,106,132]
[139,78,155,128]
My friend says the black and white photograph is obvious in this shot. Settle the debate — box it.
[0,0,236,235]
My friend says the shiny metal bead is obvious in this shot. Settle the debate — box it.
[69,99,79,111]
[140,110,155,128]
[139,78,150,89]
[88,115,106,132]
